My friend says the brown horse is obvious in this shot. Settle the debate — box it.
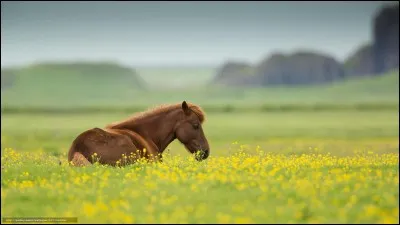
[67,101,210,167]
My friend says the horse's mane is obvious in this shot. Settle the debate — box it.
[106,102,206,128]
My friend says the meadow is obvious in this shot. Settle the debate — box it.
[1,109,399,223]
[1,67,399,223]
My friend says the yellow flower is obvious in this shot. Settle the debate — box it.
[216,213,231,224]
[234,217,253,224]
[83,202,97,217]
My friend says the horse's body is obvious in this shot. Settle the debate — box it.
[68,101,210,166]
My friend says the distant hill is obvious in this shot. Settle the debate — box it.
[211,51,346,87]
[1,67,398,111]
[212,61,257,86]
[254,51,345,86]
[135,66,216,89]
[1,62,146,108]
[0,68,15,90]
[343,44,374,77]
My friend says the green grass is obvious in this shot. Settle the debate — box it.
[1,110,399,223]
[1,111,398,156]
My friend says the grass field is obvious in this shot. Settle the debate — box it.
[1,109,399,223]
[1,64,399,223]
[1,111,399,155]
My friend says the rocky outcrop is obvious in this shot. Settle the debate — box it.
[342,4,398,77]
[373,4,399,74]
[255,51,345,86]
[212,4,399,87]
[344,44,375,77]
[212,61,259,86]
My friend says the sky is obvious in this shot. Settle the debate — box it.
[1,1,397,68]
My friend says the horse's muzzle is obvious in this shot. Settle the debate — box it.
[195,149,209,161]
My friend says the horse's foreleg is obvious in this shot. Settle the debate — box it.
[70,152,92,167]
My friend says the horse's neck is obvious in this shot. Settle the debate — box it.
[118,111,178,153]
[146,112,178,153]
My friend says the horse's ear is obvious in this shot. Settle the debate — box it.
[182,101,190,115]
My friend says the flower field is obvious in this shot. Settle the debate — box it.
[1,145,398,224]
[1,111,399,223]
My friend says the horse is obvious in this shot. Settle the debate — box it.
[67,101,210,167]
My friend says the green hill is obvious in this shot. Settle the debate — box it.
[1,64,398,112]
[1,62,146,108]
[136,66,216,89]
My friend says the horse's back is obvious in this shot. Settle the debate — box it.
[68,127,140,166]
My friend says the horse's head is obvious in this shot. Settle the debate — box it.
[175,101,210,161]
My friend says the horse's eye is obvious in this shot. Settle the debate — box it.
[193,123,199,129]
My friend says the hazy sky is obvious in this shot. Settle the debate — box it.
[1,1,397,68]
